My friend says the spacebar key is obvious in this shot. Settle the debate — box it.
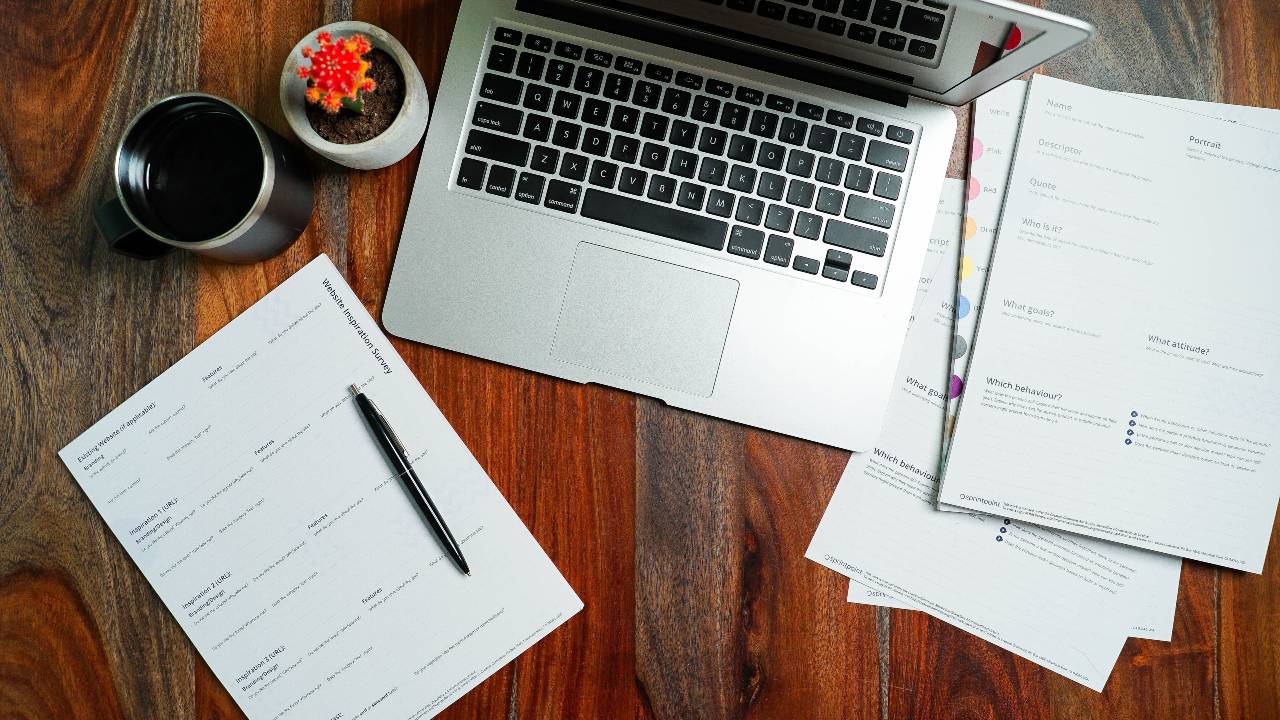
[581,189,728,250]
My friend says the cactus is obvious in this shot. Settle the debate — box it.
[297,32,378,114]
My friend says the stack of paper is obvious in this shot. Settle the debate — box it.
[809,75,1280,691]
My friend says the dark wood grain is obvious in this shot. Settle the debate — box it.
[1,1,1278,719]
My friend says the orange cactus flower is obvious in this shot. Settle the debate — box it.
[298,32,378,114]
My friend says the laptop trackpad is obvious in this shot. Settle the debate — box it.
[552,243,738,398]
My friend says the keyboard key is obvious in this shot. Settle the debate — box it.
[641,143,669,170]
[851,270,878,289]
[757,142,786,170]
[779,118,808,145]
[707,79,734,97]
[825,218,888,255]
[901,5,945,39]
[849,23,877,43]
[590,159,618,188]
[488,45,516,73]
[669,120,699,148]
[766,94,794,113]
[736,197,765,225]
[495,27,522,45]
[874,171,902,200]
[545,60,574,87]
[574,66,605,94]
[816,186,844,214]
[815,156,845,185]
[633,81,661,108]
[523,83,552,112]
[728,165,757,192]
[698,157,728,185]
[474,101,523,134]
[793,255,820,274]
[515,172,545,203]
[465,129,530,166]
[787,8,817,28]
[757,172,786,200]
[582,98,610,126]
[823,249,852,281]
[645,64,674,82]
[603,73,633,101]
[866,140,910,171]
[662,87,692,116]
[582,128,611,156]
[878,32,906,51]
[720,103,750,132]
[486,165,515,196]
[648,174,677,203]
[886,125,914,144]
[615,56,643,74]
[870,0,902,27]
[676,71,704,90]
[611,135,640,164]
[838,132,867,160]
[669,149,698,178]
[826,110,855,129]
[555,41,583,60]
[758,0,786,19]
[728,134,757,162]
[525,34,553,52]
[763,234,794,266]
[908,39,937,59]
[618,167,647,195]
[797,101,825,121]
[728,226,766,259]
[531,146,559,173]
[808,125,837,153]
[456,157,486,189]
[750,110,780,138]
[786,179,816,207]
[707,189,736,217]
[582,189,728,250]
[765,204,794,232]
[545,179,582,212]
[699,127,728,155]
[640,113,669,140]
[553,90,582,118]
[523,113,552,142]
[560,152,588,180]
[585,48,613,67]
[609,105,639,134]
[552,120,582,149]
[480,73,522,104]
[691,95,722,123]
[736,86,765,105]
[517,52,546,80]
[845,195,895,228]
[786,149,816,178]
[677,182,707,210]
[841,0,870,20]
[794,212,823,239]
[844,165,873,192]
[818,15,847,35]
[822,264,849,282]
[814,0,840,10]
[857,117,885,135]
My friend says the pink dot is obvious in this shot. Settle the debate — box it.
[971,137,984,162]
[967,177,981,200]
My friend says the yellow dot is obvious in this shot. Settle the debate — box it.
[960,255,974,280]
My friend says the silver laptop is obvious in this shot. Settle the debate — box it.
[384,0,1092,450]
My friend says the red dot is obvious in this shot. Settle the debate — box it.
[1005,25,1023,51]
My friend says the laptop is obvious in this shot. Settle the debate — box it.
[384,0,1092,450]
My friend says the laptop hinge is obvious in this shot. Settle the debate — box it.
[516,0,912,108]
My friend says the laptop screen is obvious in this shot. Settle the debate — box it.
[535,0,1067,100]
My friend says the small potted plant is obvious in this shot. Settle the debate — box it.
[281,21,430,170]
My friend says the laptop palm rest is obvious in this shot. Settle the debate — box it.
[551,243,738,398]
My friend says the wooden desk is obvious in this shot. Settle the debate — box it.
[2,1,1277,717]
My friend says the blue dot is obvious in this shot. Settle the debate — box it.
[956,295,971,319]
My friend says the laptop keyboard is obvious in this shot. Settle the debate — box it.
[453,24,921,293]
[731,0,954,66]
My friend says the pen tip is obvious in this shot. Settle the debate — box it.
[349,383,361,397]
[465,570,472,577]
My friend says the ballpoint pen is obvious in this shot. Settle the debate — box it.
[349,384,471,576]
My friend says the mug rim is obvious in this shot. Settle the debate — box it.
[112,92,277,251]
